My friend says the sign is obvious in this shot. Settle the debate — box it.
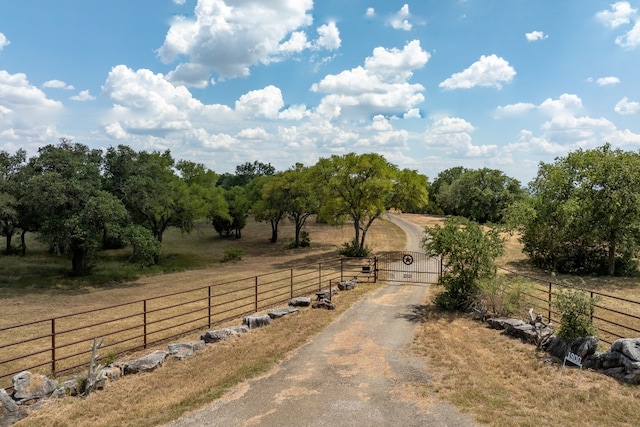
[564,352,582,367]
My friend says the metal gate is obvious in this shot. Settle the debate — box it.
[375,251,442,284]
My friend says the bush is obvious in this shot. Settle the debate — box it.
[553,289,599,341]
[477,276,531,317]
[124,225,161,267]
[222,248,244,262]
[423,217,504,311]
[339,239,371,257]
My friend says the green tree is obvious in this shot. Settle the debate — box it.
[429,166,468,215]
[313,153,428,256]
[25,140,129,276]
[422,217,504,310]
[553,289,599,340]
[431,167,523,223]
[217,160,276,189]
[509,144,640,275]
[251,175,287,243]
[212,186,250,238]
[0,149,26,254]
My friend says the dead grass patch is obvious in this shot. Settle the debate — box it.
[15,283,381,427]
[413,287,640,427]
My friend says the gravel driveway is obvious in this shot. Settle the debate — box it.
[167,215,478,427]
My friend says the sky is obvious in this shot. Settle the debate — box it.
[0,1,639,185]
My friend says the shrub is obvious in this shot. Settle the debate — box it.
[423,217,504,311]
[339,239,371,257]
[222,248,244,262]
[477,276,531,317]
[553,289,599,340]
[124,225,161,267]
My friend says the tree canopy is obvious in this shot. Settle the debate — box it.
[312,152,428,256]
[508,144,640,276]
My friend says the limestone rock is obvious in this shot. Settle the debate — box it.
[289,297,312,307]
[543,336,598,363]
[243,314,272,329]
[12,371,58,403]
[312,299,336,310]
[59,377,84,397]
[337,280,356,291]
[201,326,249,343]
[1,388,27,426]
[595,338,640,384]
[267,307,300,319]
[168,341,206,360]
[123,350,168,375]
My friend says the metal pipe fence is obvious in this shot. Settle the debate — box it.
[499,267,640,345]
[0,256,375,390]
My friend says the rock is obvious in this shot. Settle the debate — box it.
[267,307,300,319]
[289,297,312,307]
[337,281,356,291]
[168,341,206,360]
[59,377,84,397]
[312,299,336,310]
[1,388,27,425]
[123,350,168,375]
[544,336,599,362]
[12,371,58,404]
[201,326,249,343]
[99,365,123,385]
[49,388,67,399]
[487,317,527,330]
[243,314,272,329]
[596,338,640,384]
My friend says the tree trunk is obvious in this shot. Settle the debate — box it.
[353,219,361,254]
[608,240,616,276]
[20,229,27,256]
[270,219,279,243]
[4,232,12,255]
[71,245,89,276]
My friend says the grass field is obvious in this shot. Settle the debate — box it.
[3,213,640,426]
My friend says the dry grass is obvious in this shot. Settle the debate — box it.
[16,283,381,427]
[413,286,640,427]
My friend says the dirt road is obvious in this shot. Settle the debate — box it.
[167,215,478,427]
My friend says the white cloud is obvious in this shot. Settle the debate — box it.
[311,40,429,118]
[525,30,548,41]
[403,108,421,119]
[596,2,640,49]
[356,115,408,148]
[596,76,621,86]
[423,116,497,157]
[236,127,270,140]
[173,0,186,4]
[235,85,284,119]
[315,22,341,50]
[366,7,375,17]
[158,0,334,86]
[495,102,536,118]
[0,70,62,110]
[70,90,96,101]
[0,33,9,51]
[439,54,516,90]
[616,21,640,49]
[388,4,412,31]
[538,93,582,117]
[42,80,75,90]
[596,1,636,28]
[278,31,309,54]
[615,97,640,115]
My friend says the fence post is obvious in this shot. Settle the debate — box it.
[374,256,378,283]
[143,300,147,349]
[51,318,56,375]
[318,263,322,291]
[590,291,594,323]
[547,282,552,323]
[290,269,294,299]
[208,286,212,328]
[255,276,259,312]
[340,258,344,282]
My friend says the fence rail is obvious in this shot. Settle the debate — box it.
[500,267,640,345]
[0,256,376,391]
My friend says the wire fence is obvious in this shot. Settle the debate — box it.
[0,256,375,391]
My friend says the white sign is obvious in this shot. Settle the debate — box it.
[565,352,582,367]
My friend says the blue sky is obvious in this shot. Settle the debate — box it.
[1,1,639,184]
